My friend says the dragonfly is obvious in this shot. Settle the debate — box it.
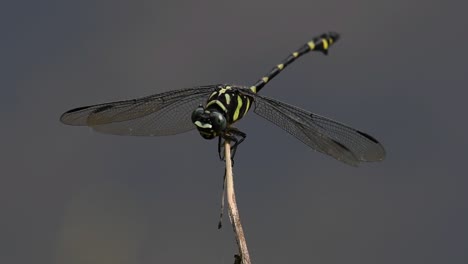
[60,32,385,166]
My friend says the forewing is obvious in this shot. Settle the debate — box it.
[60,85,218,136]
[247,92,386,166]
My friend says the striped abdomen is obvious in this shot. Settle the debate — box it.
[250,32,340,94]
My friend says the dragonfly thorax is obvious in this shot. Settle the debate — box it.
[191,105,227,139]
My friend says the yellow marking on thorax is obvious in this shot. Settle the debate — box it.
[209,91,218,100]
[250,86,257,93]
[321,39,329,50]
[262,77,269,83]
[293,52,299,58]
[233,96,243,121]
[218,86,231,95]
[218,88,227,95]
[224,93,231,105]
[206,100,228,112]
[329,38,334,44]
[307,41,315,50]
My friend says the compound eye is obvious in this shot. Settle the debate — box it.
[191,105,205,122]
[210,111,227,131]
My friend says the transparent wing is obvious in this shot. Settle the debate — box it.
[60,85,218,136]
[246,91,386,166]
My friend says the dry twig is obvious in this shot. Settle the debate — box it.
[224,141,251,264]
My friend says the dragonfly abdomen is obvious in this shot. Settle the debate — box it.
[250,32,340,94]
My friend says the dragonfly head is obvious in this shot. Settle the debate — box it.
[191,105,227,139]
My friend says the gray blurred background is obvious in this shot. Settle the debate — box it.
[2,0,468,263]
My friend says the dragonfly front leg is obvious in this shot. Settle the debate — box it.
[218,136,224,160]
[228,128,246,160]
[217,127,246,162]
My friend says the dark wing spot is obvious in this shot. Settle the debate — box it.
[93,105,114,114]
[64,105,91,114]
[357,130,379,144]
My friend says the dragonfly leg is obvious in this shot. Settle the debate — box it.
[224,128,246,161]
[218,136,224,160]
[217,137,230,161]
[217,128,246,163]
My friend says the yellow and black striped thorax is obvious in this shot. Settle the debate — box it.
[205,85,253,124]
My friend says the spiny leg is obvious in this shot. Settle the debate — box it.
[227,128,246,160]
[218,136,224,160]
[249,32,340,94]
[217,128,247,162]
